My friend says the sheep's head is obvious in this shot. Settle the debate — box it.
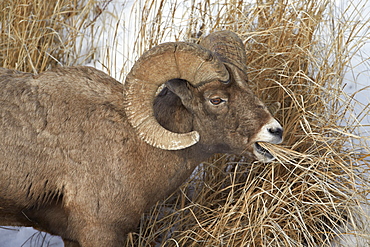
[123,31,283,162]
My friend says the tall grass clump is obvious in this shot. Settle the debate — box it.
[1,0,369,246]
[0,0,110,73]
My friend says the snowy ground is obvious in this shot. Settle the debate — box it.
[1,0,369,246]
[0,227,62,247]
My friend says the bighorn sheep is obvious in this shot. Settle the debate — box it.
[0,31,283,246]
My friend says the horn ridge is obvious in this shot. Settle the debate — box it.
[200,30,248,71]
[123,41,228,150]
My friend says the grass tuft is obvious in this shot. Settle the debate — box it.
[0,0,110,73]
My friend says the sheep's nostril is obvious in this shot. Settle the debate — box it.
[268,127,283,139]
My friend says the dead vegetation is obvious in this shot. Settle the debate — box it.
[1,0,369,246]
[0,0,111,72]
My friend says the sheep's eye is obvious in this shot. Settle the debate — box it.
[209,98,224,105]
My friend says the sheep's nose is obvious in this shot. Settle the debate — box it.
[268,126,283,140]
[255,118,283,145]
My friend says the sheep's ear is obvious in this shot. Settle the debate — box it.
[165,79,193,102]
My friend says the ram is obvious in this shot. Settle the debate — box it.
[0,31,283,246]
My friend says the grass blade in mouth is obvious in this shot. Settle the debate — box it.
[258,142,308,163]
[255,142,274,159]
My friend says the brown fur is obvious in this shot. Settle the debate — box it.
[0,64,279,246]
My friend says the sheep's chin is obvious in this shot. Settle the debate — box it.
[253,142,275,163]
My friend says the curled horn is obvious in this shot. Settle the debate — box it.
[123,42,229,150]
[200,30,248,73]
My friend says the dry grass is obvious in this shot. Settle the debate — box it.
[1,0,369,246]
[0,0,111,73]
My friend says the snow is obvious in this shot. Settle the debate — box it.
[1,0,369,246]
[0,227,62,247]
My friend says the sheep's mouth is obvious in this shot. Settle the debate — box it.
[254,142,274,161]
